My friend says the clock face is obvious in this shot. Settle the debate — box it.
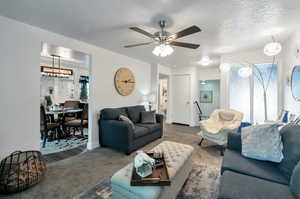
[114,67,135,96]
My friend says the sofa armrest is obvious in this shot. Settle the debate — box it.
[227,132,242,152]
[99,120,134,150]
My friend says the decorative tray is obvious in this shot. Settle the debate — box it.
[130,152,171,186]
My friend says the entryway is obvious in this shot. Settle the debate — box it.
[40,42,91,155]
[158,74,169,120]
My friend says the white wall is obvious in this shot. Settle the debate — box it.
[198,68,220,80]
[0,16,151,159]
[282,29,300,115]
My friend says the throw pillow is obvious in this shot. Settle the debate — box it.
[278,124,300,179]
[290,161,300,198]
[141,111,157,124]
[119,115,135,130]
[241,123,284,163]
[127,105,146,123]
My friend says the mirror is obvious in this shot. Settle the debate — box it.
[291,65,300,101]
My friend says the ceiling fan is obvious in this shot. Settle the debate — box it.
[124,20,201,56]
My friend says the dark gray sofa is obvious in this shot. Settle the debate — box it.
[98,105,163,154]
[218,125,300,199]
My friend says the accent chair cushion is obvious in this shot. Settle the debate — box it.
[218,171,294,199]
[222,149,289,185]
[279,124,300,179]
[219,111,235,121]
[141,111,157,124]
[241,123,284,163]
[290,161,300,198]
[101,108,128,120]
[127,105,146,123]
[119,115,135,130]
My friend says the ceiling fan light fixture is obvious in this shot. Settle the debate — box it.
[152,44,174,57]
[264,42,282,56]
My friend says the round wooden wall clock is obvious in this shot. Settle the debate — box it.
[114,67,135,96]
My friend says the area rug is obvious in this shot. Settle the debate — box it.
[75,164,220,199]
[40,136,88,155]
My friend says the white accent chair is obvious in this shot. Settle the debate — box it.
[199,109,243,155]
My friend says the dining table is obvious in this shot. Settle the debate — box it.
[46,108,83,139]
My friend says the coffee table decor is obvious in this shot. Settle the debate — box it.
[131,152,171,186]
[111,141,194,199]
[0,151,47,193]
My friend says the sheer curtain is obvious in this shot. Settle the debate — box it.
[229,64,278,123]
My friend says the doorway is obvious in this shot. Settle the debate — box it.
[172,74,191,125]
[158,74,169,120]
[40,42,91,155]
[198,80,220,119]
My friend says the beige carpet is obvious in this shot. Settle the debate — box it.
[0,124,222,199]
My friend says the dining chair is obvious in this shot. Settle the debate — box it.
[63,104,88,137]
[40,105,60,148]
[63,100,80,121]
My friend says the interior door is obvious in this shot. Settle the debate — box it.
[172,75,191,125]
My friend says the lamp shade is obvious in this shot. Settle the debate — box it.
[238,66,252,78]
[264,42,282,56]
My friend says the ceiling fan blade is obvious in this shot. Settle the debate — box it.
[124,42,153,48]
[168,25,201,40]
[169,41,200,49]
[129,27,157,39]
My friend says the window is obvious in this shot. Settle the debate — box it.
[230,64,278,124]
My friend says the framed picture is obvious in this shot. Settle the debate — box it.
[200,90,213,103]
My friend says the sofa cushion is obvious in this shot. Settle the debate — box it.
[101,108,128,120]
[290,161,300,198]
[133,126,149,139]
[222,149,289,185]
[127,105,146,123]
[135,123,161,133]
[279,125,300,179]
[218,171,295,199]
[241,123,283,163]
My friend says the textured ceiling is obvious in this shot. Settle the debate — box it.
[0,0,299,68]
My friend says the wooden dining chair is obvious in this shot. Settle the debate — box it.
[63,104,88,137]
[63,100,80,121]
[40,105,60,148]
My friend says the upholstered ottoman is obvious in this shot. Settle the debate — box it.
[111,141,194,199]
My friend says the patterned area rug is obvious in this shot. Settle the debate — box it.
[75,164,220,199]
[40,136,88,155]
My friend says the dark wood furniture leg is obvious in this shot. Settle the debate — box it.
[199,138,204,146]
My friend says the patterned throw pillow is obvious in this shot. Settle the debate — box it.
[241,123,284,163]
[119,115,135,130]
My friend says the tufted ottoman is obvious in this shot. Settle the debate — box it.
[111,141,194,199]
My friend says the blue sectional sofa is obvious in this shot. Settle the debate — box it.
[98,105,164,155]
[218,125,300,199]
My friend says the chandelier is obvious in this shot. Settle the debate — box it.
[152,44,174,57]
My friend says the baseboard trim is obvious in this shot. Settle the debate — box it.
[172,122,190,126]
